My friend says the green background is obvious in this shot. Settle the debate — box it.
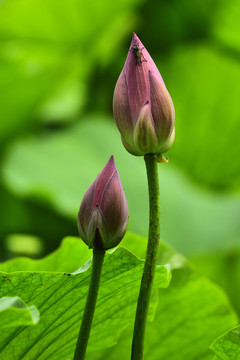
[0,0,240,358]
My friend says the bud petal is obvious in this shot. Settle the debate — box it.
[121,135,140,156]
[133,102,158,155]
[149,70,175,145]
[160,127,175,154]
[86,207,108,249]
[78,156,129,250]
[113,72,134,145]
[77,182,96,243]
[101,172,128,248]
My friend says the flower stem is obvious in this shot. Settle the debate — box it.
[73,248,105,360]
[131,153,160,360]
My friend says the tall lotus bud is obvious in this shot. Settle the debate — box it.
[113,33,175,160]
[77,156,129,250]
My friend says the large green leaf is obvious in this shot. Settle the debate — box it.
[2,115,240,256]
[0,236,170,360]
[0,296,39,328]
[210,325,240,360]
[87,233,238,360]
[0,234,237,359]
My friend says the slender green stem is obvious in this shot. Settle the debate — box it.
[73,248,105,360]
[131,153,160,360]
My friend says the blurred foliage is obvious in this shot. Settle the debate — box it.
[0,0,240,350]
[2,116,240,257]
[5,233,43,257]
[0,0,140,142]
[161,46,240,189]
[190,250,240,315]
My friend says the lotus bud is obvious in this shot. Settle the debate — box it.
[113,33,175,158]
[77,156,129,250]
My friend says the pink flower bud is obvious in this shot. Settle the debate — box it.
[77,156,129,250]
[113,33,175,157]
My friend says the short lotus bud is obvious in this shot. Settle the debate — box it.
[113,33,175,157]
[77,156,129,250]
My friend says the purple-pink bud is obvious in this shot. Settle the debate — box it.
[113,33,175,157]
[77,156,129,250]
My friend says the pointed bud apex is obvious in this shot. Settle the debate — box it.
[77,156,129,250]
[113,33,175,157]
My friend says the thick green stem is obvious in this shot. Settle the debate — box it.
[131,153,160,360]
[73,249,105,360]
